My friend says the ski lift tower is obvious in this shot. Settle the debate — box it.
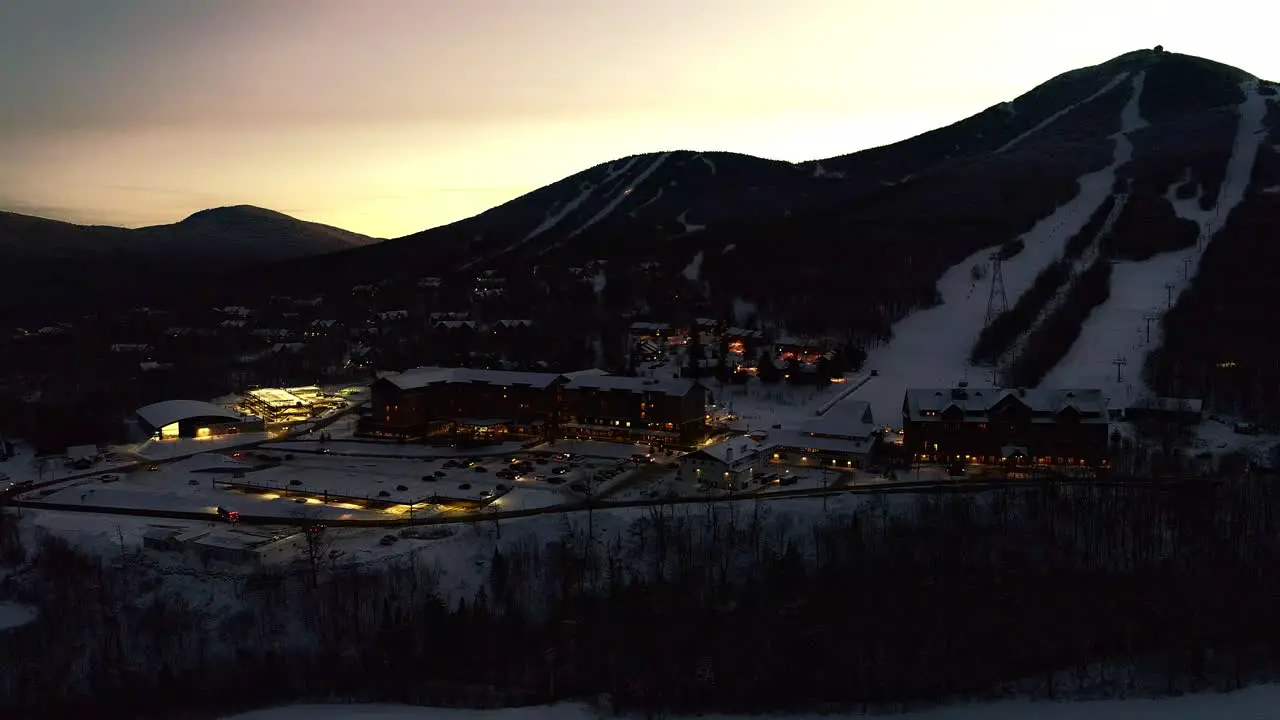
[983,252,1009,330]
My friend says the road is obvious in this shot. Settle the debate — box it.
[2,472,1219,530]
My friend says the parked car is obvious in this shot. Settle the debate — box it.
[473,465,488,473]
[458,483,472,490]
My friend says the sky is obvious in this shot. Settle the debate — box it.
[1,1,1276,239]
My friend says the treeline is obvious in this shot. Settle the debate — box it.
[970,259,1070,366]
[1007,259,1113,387]
[8,471,1280,718]
[1063,194,1118,260]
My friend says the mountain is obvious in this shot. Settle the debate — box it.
[260,48,1280,417]
[9,48,1280,417]
[0,205,376,262]
[0,205,378,317]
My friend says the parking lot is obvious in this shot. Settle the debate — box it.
[227,447,652,510]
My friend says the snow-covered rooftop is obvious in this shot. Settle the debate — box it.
[136,399,244,429]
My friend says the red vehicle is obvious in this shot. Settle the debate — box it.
[216,506,240,523]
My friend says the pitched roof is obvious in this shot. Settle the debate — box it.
[904,388,1108,423]
[563,374,697,397]
[384,367,563,391]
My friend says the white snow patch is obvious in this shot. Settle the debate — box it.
[676,210,705,234]
[590,267,607,300]
[1045,80,1269,403]
[629,187,664,215]
[722,243,736,254]
[997,72,1130,154]
[569,152,671,237]
[0,601,38,632]
[811,162,847,179]
[699,153,717,174]
[1263,185,1280,194]
[731,297,757,327]
[682,251,703,281]
[856,72,1145,424]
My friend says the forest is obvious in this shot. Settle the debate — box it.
[4,470,1280,719]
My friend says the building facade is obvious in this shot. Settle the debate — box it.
[560,375,707,445]
[902,387,1110,466]
[360,368,564,439]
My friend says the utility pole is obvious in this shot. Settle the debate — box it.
[1113,355,1128,384]
[1182,257,1192,281]
[1164,282,1175,309]
[1143,314,1158,344]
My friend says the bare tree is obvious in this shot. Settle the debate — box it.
[292,507,331,589]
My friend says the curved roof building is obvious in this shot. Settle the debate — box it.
[136,400,248,438]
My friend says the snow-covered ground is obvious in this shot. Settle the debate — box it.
[713,377,861,431]
[531,439,658,460]
[31,453,391,521]
[224,683,1280,719]
[0,600,38,632]
[1042,79,1269,403]
[855,70,1143,423]
[266,439,527,459]
[131,432,273,461]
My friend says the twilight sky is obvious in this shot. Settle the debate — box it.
[0,1,1274,238]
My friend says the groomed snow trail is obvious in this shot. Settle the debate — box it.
[853,73,1145,425]
[997,72,1130,154]
[570,153,671,237]
[997,71,1145,378]
[1042,80,1269,404]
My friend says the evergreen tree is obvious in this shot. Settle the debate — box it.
[757,348,781,384]
[685,333,704,379]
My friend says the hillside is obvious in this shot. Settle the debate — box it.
[7,48,1280,417]
[0,205,378,317]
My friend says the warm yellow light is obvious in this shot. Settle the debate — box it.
[259,493,279,500]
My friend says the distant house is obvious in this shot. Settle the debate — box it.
[679,436,763,489]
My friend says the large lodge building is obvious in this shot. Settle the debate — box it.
[903,386,1111,466]
[360,367,708,445]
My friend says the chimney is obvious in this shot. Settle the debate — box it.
[725,446,734,462]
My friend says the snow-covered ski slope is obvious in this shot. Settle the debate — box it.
[1041,79,1269,404]
[997,73,1146,378]
[854,71,1139,425]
